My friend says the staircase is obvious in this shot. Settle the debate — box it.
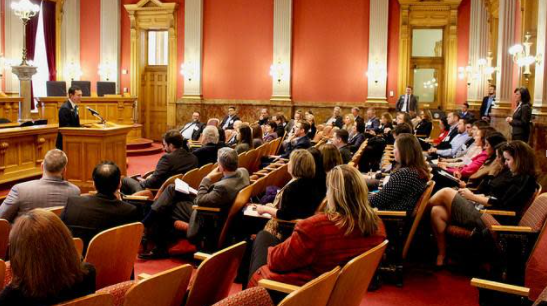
[127,138,163,156]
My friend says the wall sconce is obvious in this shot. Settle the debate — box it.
[365,61,387,84]
[509,32,542,79]
[477,52,499,83]
[98,62,116,81]
[458,63,481,87]
[11,0,40,66]
[423,78,438,89]
[0,56,18,77]
[269,61,288,84]
[180,62,196,82]
[64,61,82,81]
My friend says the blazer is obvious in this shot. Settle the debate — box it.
[339,145,352,164]
[325,116,343,129]
[276,178,325,221]
[192,143,222,167]
[396,94,418,113]
[0,176,80,222]
[263,132,277,142]
[348,132,366,153]
[459,111,475,121]
[141,148,199,189]
[61,193,140,248]
[249,213,386,287]
[480,95,496,118]
[220,115,241,130]
[281,135,311,158]
[510,102,532,140]
[180,121,205,141]
[369,167,428,212]
[478,169,537,211]
[365,117,381,133]
[56,100,81,149]
[194,168,250,212]
[436,125,459,150]
[415,120,432,138]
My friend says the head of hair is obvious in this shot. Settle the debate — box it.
[92,161,121,195]
[289,149,316,179]
[355,120,366,133]
[476,126,495,146]
[422,110,433,122]
[514,87,531,104]
[398,112,413,126]
[463,102,470,108]
[485,131,506,149]
[10,209,86,298]
[319,144,343,172]
[202,125,219,144]
[163,129,184,148]
[228,106,236,111]
[68,85,81,96]
[467,118,476,126]
[406,85,413,90]
[501,140,538,177]
[250,123,262,140]
[325,165,380,236]
[393,123,413,136]
[299,121,311,134]
[439,117,449,131]
[307,147,325,177]
[490,84,497,90]
[237,125,253,147]
[335,129,349,144]
[395,134,430,179]
[351,107,360,113]
[43,149,68,174]
[218,147,238,171]
[473,120,489,128]
[450,112,461,121]
[267,120,277,131]
[382,112,393,123]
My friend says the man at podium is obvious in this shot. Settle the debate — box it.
[56,86,82,150]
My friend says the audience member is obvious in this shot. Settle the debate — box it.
[435,112,460,150]
[258,108,270,126]
[121,130,198,194]
[248,165,386,290]
[278,121,311,159]
[364,108,381,135]
[459,102,474,120]
[325,106,343,128]
[462,142,506,189]
[429,140,538,267]
[342,113,355,133]
[375,112,394,136]
[179,111,205,141]
[414,109,433,138]
[443,127,491,179]
[429,118,470,158]
[235,125,254,154]
[220,106,241,130]
[348,121,366,153]
[333,129,352,164]
[396,85,418,114]
[285,110,302,134]
[263,121,278,142]
[0,149,80,222]
[192,126,223,167]
[62,161,139,248]
[480,84,496,122]
[0,209,96,305]
[250,123,264,148]
[226,120,243,147]
[428,117,450,147]
[273,114,287,137]
[306,114,317,139]
[307,147,327,196]
[507,87,532,142]
[319,143,343,172]
[351,107,364,124]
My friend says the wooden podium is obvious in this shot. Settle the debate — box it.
[60,122,132,193]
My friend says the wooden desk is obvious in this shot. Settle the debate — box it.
[60,124,132,193]
[0,124,58,184]
[37,96,142,140]
[0,97,23,123]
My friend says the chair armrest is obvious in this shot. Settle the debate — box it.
[490,225,534,233]
[480,210,516,217]
[255,172,268,177]
[142,171,154,179]
[274,218,299,225]
[470,278,529,297]
[192,205,221,213]
[123,195,151,201]
[258,279,301,294]
[138,273,152,281]
[194,252,212,261]
[374,209,407,217]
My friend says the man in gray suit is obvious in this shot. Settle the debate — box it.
[0,149,80,222]
[140,147,250,258]
[396,85,419,115]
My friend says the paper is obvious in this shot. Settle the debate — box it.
[243,205,272,219]
[174,178,197,195]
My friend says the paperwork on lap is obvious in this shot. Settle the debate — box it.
[175,178,198,195]
[243,205,272,219]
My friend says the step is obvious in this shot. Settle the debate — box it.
[127,143,163,156]
[127,138,155,150]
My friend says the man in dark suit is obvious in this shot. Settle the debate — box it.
[220,106,241,130]
[140,147,250,258]
[325,107,344,128]
[258,108,270,126]
[61,161,139,249]
[364,107,381,135]
[279,121,311,159]
[180,111,205,141]
[333,129,352,164]
[192,126,223,167]
[458,102,475,120]
[396,86,418,115]
[351,107,364,125]
[121,130,199,195]
[56,86,82,150]
[479,84,496,122]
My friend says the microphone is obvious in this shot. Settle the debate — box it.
[86,107,105,124]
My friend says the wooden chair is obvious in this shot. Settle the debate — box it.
[73,238,84,258]
[185,241,247,306]
[0,219,9,260]
[45,206,64,217]
[55,293,114,306]
[84,222,144,289]
[180,168,201,191]
[0,260,5,291]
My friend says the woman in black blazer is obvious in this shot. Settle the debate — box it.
[415,109,433,138]
[506,87,532,142]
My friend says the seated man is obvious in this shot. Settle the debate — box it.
[324,106,343,128]
[333,129,352,164]
[428,118,470,159]
[225,120,242,147]
[179,111,205,141]
[258,108,270,126]
[220,106,241,130]
[192,126,223,167]
[140,147,250,258]
[277,121,311,159]
[61,161,139,249]
[364,107,381,136]
[121,130,199,195]
[0,149,80,222]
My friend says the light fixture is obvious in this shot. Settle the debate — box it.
[477,51,498,82]
[365,61,387,84]
[180,62,197,82]
[509,32,542,79]
[269,61,288,84]
[11,0,40,66]
[423,78,438,89]
[458,62,483,87]
[98,62,116,81]
[64,61,82,81]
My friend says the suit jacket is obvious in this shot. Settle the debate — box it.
[415,120,433,137]
[192,143,222,167]
[61,193,139,248]
[56,100,81,149]
[0,176,80,222]
[436,125,458,150]
[459,111,475,120]
[510,102,532,140]
[480,95,496,118]
[258,117,269,126]
[220,115,241,130]
[281,136,311,158]
[141,148,199,189]
[348,132,365,153]
[396,94,418,113]
[339,145,352,164]
[195,168,250,211]
[365,117,381,133]
[354,115,365,125]
[325,116,343,129]
[180,121,205,141]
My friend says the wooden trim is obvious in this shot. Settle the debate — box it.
[192,205,221,213]
[258,279,301,294]
[480,209,516,216]
[138,273,152,280]
[123,195,150,201]
[375,210,407,217]
[490,225,534,233]
[470,278,530,297]
[193,252,212,261]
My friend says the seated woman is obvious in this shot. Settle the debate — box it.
[248,165,386,289]
[0,209,95,305]
[369,134,429,212]
[251,123,264,148]
[342,114,355,134]
[414,110,433,138]
[348,121,366,153]
[429,140,538,267]
[255,150,325,239]
[462,143,506,189]
[235,125,254,154]
[319,143,343,172]
[306,114,317,139]
[263,121,278,142]
[432,117,450,145]
[308,147,327,196]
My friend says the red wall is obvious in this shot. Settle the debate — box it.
[292,0,370,103]
[512,0,522,108]
[202,0,273,100]
[387,0,400,105]
[456,0,470,105]
[80,0,101,88]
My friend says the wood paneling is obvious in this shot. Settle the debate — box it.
[0,97,23,123]
[141,66,168,141]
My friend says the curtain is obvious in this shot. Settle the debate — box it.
[24,0,42,110]
[42,0,56,81]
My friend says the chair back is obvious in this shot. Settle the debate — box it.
[154,174,185,200]
[273,165,291,188]
[279,266,340,306]
[520,193,547,232]
[55,293,114,306]
[123,264,193,306]
[73,238,84,258]
[0,260,5,291]
[84,222,144,289]
[526,224,547,301]
[207,118,220,126]
[245,149,259,172]
[532,286,547,306]
[402,180,435,259]
[44,206,64,217]
[199,163,215,176]
[326,240,388,306]
[181,168,201,190]
[217,185,254,249]
[0,219,9,260]
[251,177,267,199]
[185,241,247,306]
[521,183,543,217]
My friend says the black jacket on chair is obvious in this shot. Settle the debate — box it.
[193,143,223,167]
[56,100,81,150]
[510,102,532,142]
[415,120,433,138]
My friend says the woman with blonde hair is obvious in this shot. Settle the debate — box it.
[248,165,386,289]
[342,114,355,134]
[0,209,95,305]
[319,143,343,172]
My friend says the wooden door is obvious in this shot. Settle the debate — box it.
[140,66,168,140]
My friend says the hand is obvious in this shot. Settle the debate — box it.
[458,188,474,200]
[383,128,391,134]
[255,205,268,215]
[437,162,447,169]
[453,171,462,179]
[428,148,437,154]
[458,180,467,188]
[206,167,223,182]
[136,176,146,182]
[506,117,513,123]
[368,130,376,136]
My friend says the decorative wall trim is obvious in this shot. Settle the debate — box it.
[183,0,203,97]
[366,0,388,104]
[467,0,489,102]
[59,0,80,82]
[494,0,516,109]
[271,0,292,101]
[100,0,121,92]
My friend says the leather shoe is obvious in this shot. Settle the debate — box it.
[138,247,169,260]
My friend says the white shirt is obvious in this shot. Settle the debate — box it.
[181,122,198,139]
[402,95,408,112]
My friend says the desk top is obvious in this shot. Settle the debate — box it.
[0,124,58,136]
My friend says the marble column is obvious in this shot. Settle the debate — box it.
[366,0,388,110]
[60,0,80,82]
[466,0,489,109]
[11,65,37,121]
[271,0,292,102]
[182,0,204,99]
[4,0,24,94]
[100,0,121,92]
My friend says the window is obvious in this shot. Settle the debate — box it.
[148,31,168,65]
[32,3,49,103]
[411,29,443,57]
